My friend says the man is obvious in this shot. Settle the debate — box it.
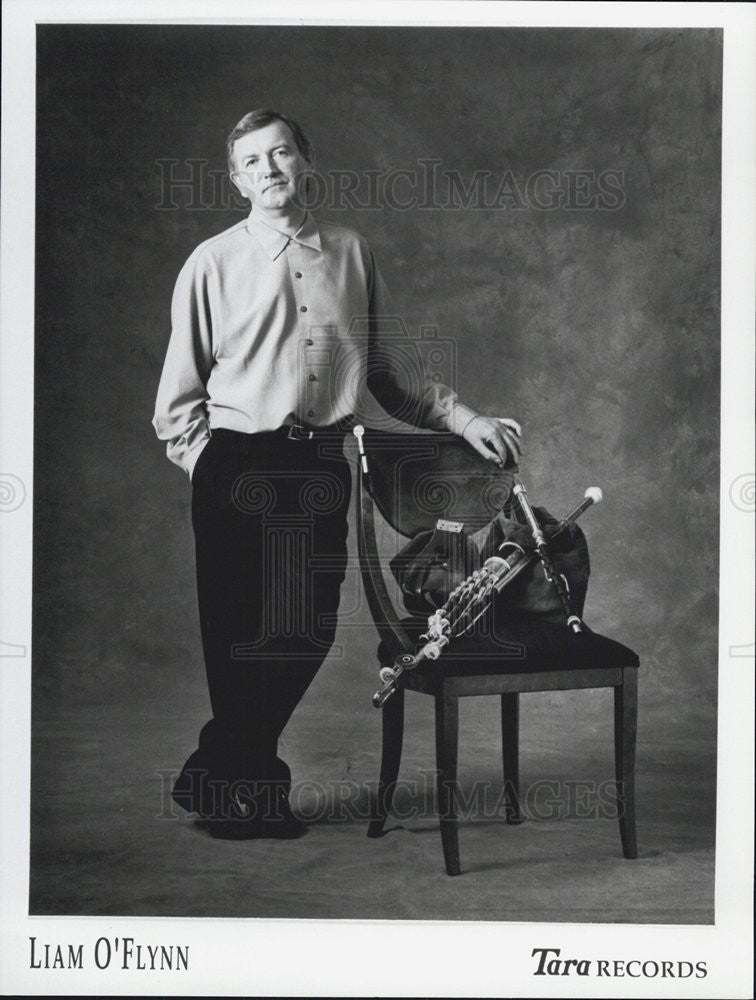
[153,109,522,839]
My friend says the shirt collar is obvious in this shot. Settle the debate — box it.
[246,208,322,260]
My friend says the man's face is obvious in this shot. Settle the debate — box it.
[230,120,309,215]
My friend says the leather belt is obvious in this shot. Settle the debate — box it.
[285,422,346,441]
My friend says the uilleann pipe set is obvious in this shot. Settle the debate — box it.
[352,422,603,708]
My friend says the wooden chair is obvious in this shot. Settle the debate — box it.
[352,426,639,876]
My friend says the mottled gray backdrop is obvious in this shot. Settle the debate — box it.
[31,26,721,917]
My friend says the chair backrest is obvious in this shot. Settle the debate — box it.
[361,427,516,537]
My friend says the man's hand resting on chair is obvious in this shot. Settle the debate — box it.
[462,415,523,468]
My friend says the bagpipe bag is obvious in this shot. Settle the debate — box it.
[390,504,590,623]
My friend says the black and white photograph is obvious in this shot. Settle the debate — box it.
[1,1,753,996]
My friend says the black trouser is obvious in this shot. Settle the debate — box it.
[172,427,351,818]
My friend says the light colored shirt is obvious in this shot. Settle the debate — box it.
[152,208,478,477]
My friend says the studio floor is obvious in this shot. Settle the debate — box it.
[29,672,715,923]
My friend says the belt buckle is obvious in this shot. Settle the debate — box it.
[287,423,314,441]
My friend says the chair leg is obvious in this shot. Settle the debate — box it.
[435,689,461,875]
[368,686,405,838]
[614,668,638,859]
[501,692,523,824]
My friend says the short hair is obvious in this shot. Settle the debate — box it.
[226,109,313,173]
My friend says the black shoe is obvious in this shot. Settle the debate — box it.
[262,786,308,838]
[202,788,307,840]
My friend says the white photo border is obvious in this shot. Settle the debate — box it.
[1,1,753,997]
